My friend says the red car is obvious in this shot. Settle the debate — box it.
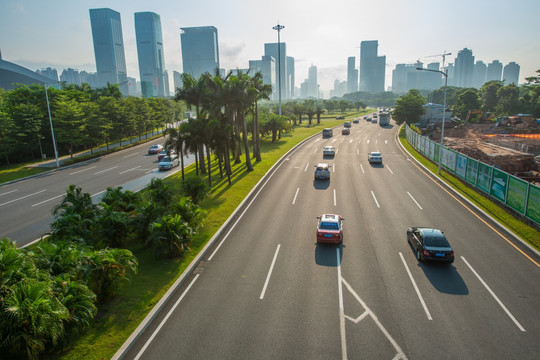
[316,214,344,244]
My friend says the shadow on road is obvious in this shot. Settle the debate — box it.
[315,242,343,267]
[369,163,384,169]
[313,180,330,190]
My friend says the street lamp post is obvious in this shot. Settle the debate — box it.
[44,84,60,168]
[416,67,448,175]
[272,23,284,116]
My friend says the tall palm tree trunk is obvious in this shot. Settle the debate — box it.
[206,144,212,188]
[241,112,253,171]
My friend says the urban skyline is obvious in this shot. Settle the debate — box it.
[1,0,537,94]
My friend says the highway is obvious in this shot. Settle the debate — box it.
[118,117,540,359]
[0,140,193,247]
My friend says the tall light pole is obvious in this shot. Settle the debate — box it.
[44,84,60,168]
[272,23,284,115]
[416,67,448,175]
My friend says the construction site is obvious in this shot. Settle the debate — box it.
[428,113,540,184]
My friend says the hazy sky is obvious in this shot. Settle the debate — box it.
[1,0,539,94]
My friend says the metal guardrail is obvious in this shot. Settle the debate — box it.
[405,125,540,225]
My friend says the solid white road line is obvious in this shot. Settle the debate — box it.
[385,164,394,174]
[349,139,353,143]
[356,149,359,155]
[145,169,156,174]
[367,140,371,144]
[94,166,119,175]
[313,148,318,154]
[70,166,96,175]
[32,194,64,207]
[292,188,300,205]
[91,190,106,198]
[304,163,309,172]
[371,191,380,208]
[337,248,347,360]
[0,189,18,197]
[334,189,337,206]
[119,165,141,175]
[259,244,281,300]
[461,256,526,332]
[123,152,139,158]
[134,275,200,360]
[335,148,339,155]
[0,189,46,207]
[360,164,365,174]
[407,192,423,210]
[399,252,432,320]
[333,163,336,173]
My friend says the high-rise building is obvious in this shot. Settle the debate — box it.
[287,56,295,99]
[180,26,220,80]
[473,61,487,88]
[487,60,503,82]
[89,8,129,96]
[249,56,276,99]
[264,42,288,99]
[79,71,99,88]
[173,71,182,92]
[347,56,358,94]
[503,62,520,85]
[60,68,80,85]
[135,12,167,98]
[38,67,59,82]
[308,65,318,98]
[163,70,170,96]
[454,48,475,88]
[359,40,385,93]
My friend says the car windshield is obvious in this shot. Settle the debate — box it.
[316,166,328,171]
[319,222,339,230]
[161,156,171,162]
[424,234,450,247]
[371,152,381,156]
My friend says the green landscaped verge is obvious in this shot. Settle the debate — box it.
[398,127,540,251]
[0,162,52,183]
[50,110,369,360]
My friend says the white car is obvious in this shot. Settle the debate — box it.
[368,151,382,163]
[158,154,180,170]
[323,146,335,157]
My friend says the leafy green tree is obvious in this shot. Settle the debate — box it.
[95,202,131,248]
[54,94,86,159]
[181,176,209,205]
[261,113,291,142]
[480,81,504,112]
[454,88,481,119]
[392,89,426,125]
[0,89,16,164]
[495,84,520,115]
[147,214,193,258]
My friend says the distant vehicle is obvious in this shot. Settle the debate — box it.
[344,121,351,128]
[407,227,454,264]
[366,117,372,122]
[363,115,368,120]
[314,163,331,181]
[158,154,180,171]
[342,127,350,135]
[316,214,344,244]
[336,116,345,120]
[157,149,176,160]
[322,128,333,138]
[148,144,164,155]
[353,118,359,124]
[371,118,377,123]
[379,112,390,126]
[323,146,335,157]
[368,151,382,163]
[373,113,378,118]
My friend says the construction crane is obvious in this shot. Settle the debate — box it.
[424,51,452,70]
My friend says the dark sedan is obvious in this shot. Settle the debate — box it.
[407,227,454,264]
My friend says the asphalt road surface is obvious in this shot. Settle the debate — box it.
[0,140,194,247]
[118,118,540,360]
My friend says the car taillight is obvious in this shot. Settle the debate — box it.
[423,249,430,257]
[449,251,455,258]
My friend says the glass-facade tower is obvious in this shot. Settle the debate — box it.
[89,8,129,96]
[135,12,166,97]
[180,26,220,80]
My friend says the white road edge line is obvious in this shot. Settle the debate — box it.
[386,164,394,174]
[120,165,141,175]
[92,190,106,198]
[333,163,336,173]
[334,189,337,206]
[399,252,432,320]
[133,274,200,360]
[360,164,365,174]
[371,191,380,208]
[337,248,347,360]
[0,189,46,207]
[461,256,526,332]
[407,192,423,210]
[0,189,18,197]
[70,166,96,175]
[259,244,281,300]
[94,166,119,175]
[313,147,318,154]
[123,152,139,158]
[304,163,309,172]
[32,194,64,207]
[292,187,300,205]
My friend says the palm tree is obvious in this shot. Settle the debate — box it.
[53,185,96,217]
[304,99,316,126]
[164,124,188,182]
[229,73,254,171]
[147,214,192,259]
[249,72,272,162]
[291,102,305,125]
[315,103,326,124]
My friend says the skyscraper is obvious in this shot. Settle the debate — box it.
[180,26,220,80]
[135,12,167,98]
[38,67,58,82]
[89,8,129,96]
[503,62,520,85]
[287,56,295,99]
[308,65,318,98]
[60,68,80,85]
[359,40,385,93]
[487,60,503,82]
[173,71,182,92]
[454,48,474,88]
[473,61,487,88]
[347,56,358,94]
[264,43,288,99]
[249,56,276,99]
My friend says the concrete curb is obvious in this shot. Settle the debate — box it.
[396,125,540,258]
[111,130,324,359]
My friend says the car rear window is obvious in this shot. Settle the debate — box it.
[320,222,339,230]
[424,234,450,247]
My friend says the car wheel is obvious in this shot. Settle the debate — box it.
[416,249,422,262]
